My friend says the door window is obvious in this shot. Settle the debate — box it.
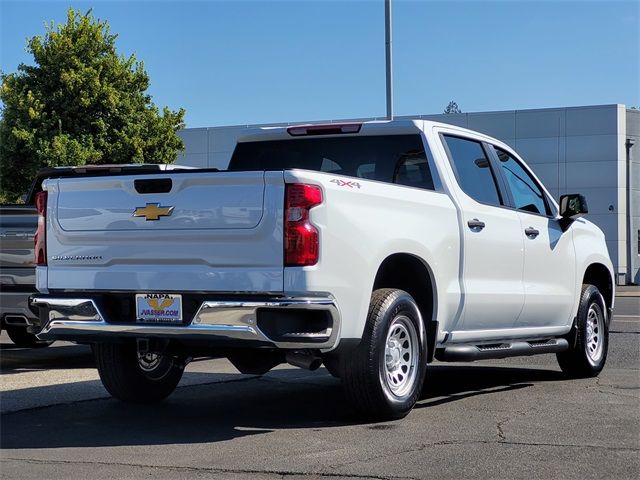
[494,148,551,216]
[443,135,502,206]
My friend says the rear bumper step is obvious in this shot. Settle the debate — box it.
[435,338,569,362]
[31,295,340,350]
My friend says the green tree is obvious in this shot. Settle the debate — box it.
[443,101,462,114]
[0,8,185,202]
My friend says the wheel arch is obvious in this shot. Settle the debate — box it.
[372,252,438,362]
[582,262,614,312]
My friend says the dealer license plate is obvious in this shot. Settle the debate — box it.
[135,293,183,324]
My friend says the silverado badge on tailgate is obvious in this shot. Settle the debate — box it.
[135,293,183,323]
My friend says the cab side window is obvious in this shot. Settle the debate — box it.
[443,135,502,206]
[494,147,551,216]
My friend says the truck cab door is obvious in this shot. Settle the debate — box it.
[440,135,525,336]
[490,146,576,328]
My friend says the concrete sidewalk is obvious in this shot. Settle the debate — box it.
[617,286,640,297]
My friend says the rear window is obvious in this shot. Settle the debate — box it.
[228,135,434,190]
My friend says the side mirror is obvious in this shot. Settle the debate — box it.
[559,194,588,219]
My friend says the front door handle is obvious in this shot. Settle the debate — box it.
[525,227,540,238]
[467,219,485,231]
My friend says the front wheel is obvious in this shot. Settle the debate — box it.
[342,288,427,420]
[557,284,609,378]
[94,342,185,403]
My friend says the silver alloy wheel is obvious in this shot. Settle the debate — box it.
[383,315,419,398]
[138,352,162,372]
[586,303,604,363]
[136,351,176,381]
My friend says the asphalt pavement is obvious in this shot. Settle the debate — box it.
[1,294,638,480]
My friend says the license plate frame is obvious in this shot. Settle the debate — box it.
[135,293,183,324]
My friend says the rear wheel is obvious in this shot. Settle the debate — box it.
[342,288,427,420]
[322,357,342,378]
[6,326,53,348]
[94,342,185,403]
[557,284,609,378]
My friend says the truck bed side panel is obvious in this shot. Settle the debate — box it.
[282,170,461,341]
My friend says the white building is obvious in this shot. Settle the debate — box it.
[177,104,640,285]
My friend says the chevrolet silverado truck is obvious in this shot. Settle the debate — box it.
[0,202,48,347]
[0,170,56,347]
[30,120,614,419]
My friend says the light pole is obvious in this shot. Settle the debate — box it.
[385,0,393,120]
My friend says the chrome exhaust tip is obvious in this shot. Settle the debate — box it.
[285,351,322,371]
[4,315,32,326]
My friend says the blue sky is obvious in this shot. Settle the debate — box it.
[1,0,638,127]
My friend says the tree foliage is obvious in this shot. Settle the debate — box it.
[443,101,462,114]
[0,9,185,201]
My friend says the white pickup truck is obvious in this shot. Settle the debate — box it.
[31,120,614,419]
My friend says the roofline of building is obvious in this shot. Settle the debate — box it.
[182,103,628,131]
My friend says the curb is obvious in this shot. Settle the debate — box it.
[616,291,640,298]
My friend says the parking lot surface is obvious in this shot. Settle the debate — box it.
[1,296,638,480]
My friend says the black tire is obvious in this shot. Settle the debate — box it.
[322,357,342,378]
[557,284,609,378]
[6,326,53,348]
[94,342,185,403]
[341,288,427,420]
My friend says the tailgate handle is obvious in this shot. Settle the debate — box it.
[134,178,172,194]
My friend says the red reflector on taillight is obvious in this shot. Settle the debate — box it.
[285,184,322,266]
[286,183,323,208]
[34,191,47,266]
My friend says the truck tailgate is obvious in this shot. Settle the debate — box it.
[0,206,37,288]
[45,171,285,292]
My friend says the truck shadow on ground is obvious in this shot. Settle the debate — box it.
[0,342,94,374]
[1,363,565,450]
[418,364,563,408]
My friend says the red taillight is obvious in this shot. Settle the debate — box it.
[285,184,322,266]
[34,191,47,266]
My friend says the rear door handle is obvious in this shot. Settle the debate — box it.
[525,227,540,238]
[467,219,485,231]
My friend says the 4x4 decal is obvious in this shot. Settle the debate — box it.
[330,179,361,189]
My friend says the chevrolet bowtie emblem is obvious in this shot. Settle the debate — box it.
[133,203,174,221]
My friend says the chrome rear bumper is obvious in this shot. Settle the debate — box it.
[31,295,340,350]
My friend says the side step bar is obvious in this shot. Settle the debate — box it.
[435,338,569,362]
